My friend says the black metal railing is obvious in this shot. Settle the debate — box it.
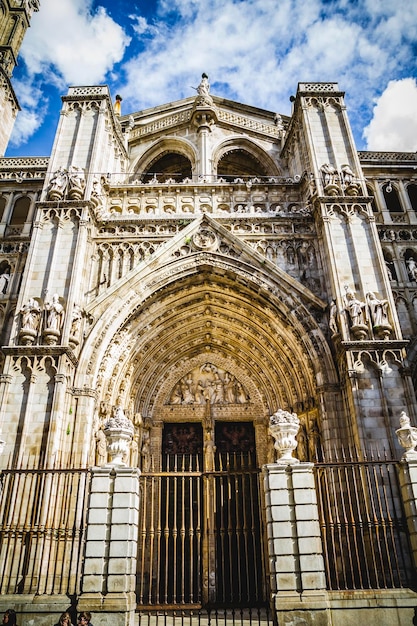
[0,468,90,596]
[314,457,415,590]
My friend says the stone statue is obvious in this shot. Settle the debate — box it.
[0,267,10,294]
[45,294,64,331]
[67,165,85,199]
[320,163,337,187]
[366,292,390,328]
[197,73,210,97]
[95,423,107,466]
[48,167,68,200]
[70,304,82,337]
[344,287,367,327]
[329,299,339,335]
[406,257,417,281]
[20,297,41,331]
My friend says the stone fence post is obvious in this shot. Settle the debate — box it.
[77,467,140,626]
[263,462,330,625]
[397,459,417,569]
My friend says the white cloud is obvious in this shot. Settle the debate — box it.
[363,79,417,151]
[8,0,417,152]
[20,0,130,86]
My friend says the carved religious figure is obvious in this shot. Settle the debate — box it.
[20,297,41,332]
[45,294,64,331]
[329,299,339,335]
[48,167,68,200]
[67,165,85,200]
[344,286,368,339]
[406,257,417,281]
[0,267,11,295]
[366,292,391,339]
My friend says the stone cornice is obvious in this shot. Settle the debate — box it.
[1,345,79,367]
[358,151,417,163]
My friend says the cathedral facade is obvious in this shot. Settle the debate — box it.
[1,4,417,626]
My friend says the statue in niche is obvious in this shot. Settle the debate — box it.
[406,257,417,281]
[48,166,68,200]
[320,163,338,187]
[70,304,82,337]
[296,422,308,462]
[344,286,368,339]
[0,266,11,294]
[308,419,321,462]
[366,292,391,339]
[44,294,64,331]
[329,299,339,335]
[67,165,85,200]
[20,297,41,332]
[94,417,107,466]
[341,164,356,186]
[204,429,216,471]
[141,428,151,472]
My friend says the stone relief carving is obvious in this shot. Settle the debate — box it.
[168,363,249,405]
[47,164,85,201]
[320,163,360,197]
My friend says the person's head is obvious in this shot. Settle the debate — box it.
[77,613,91,626]
[3,610,17,626]
[59,612,72,625]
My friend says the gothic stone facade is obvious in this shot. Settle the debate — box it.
[0,80,417,625]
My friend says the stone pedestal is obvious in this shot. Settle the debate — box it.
[263,463,330,626]
[77,467,140,626]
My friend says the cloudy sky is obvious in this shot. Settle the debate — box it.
[5,0,417,157]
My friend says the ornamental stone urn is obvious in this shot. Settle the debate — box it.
[395,411,417,461]
[269,408,300,465]
[103,406,134,467]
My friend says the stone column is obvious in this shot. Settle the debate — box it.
[263,463,330,625]
[78,467,140,626]
[397,460,417,569]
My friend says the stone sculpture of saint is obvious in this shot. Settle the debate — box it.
[20,297,41,331]
[45,294,64,331]
[67,165,85,199]
[70,304,82,337]
[344,288,367,327]
[48,167,68,199]
[407,257,417,281]
[0,268,10,294]
[366,292,390,328]
[197,73,210,96]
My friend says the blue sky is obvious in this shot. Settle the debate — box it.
[5,0,417,157]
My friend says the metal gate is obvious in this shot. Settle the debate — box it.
[136,421,267,609]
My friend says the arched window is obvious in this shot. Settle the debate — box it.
[217,149,268,179]
[142,153,192,183]
[0,196,6,222]
[9,196,30,225]
[366,186,378,212]
[407,184,417,211]
[382,182,402,213]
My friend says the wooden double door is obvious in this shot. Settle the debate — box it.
[137,421,267,608]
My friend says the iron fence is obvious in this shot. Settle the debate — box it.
[314,457,415,590]
[0,468,90,596]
